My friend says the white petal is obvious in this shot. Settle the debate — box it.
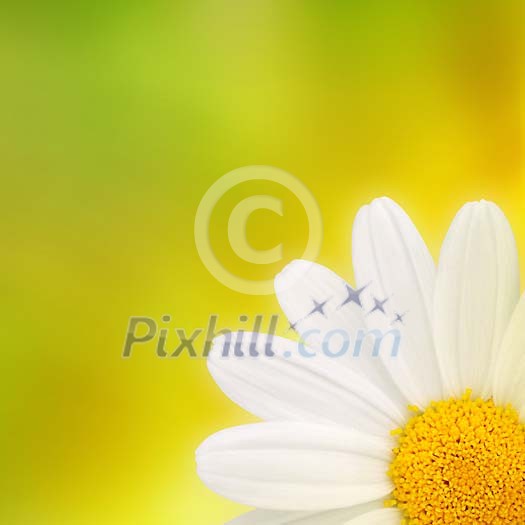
[226,501,385,525]
[197,422,393,511]
[493,293,525,414]
[345,508,401,525]
[209,333,405,435]
[274,260,407,413]
[434,201,520,398]
[352,197,442,407]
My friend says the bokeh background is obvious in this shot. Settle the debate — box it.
[2,1,525,524]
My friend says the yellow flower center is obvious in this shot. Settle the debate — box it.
[387,390,525,524]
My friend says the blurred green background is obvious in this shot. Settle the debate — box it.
[1,1,524,524]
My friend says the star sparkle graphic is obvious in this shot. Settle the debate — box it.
[308,299,329,317]
[287,320,299,333]
[369,296,389,315]
[286,281,407,334]
[392,311,407,325]
[339,284,369,309]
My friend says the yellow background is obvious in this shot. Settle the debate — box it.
[1,1,525,524]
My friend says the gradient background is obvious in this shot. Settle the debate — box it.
[2,1,525,524]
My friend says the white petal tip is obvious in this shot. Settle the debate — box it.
[362,198,409,223]
[462,200,498,211]
[370,196,396,206]
[274,259,316,293]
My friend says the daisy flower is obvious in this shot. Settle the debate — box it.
[197,198,525,524]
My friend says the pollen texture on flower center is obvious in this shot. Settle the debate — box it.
[387,390,525,524]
